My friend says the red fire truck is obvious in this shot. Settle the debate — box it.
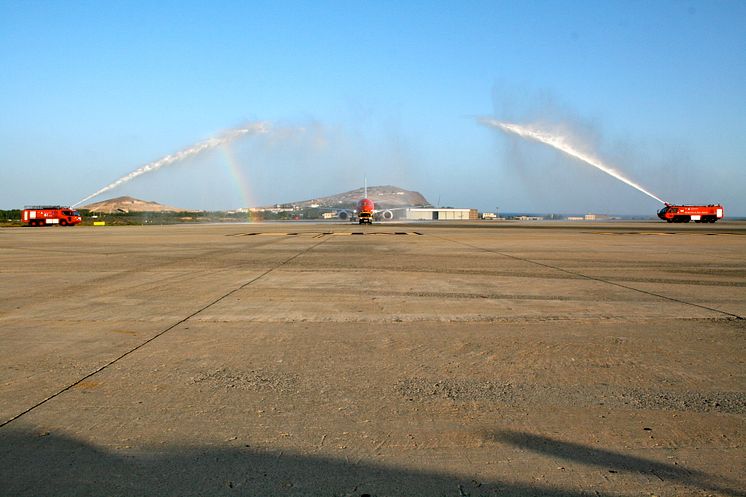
[657,204,724,223]
[22,206,83,227]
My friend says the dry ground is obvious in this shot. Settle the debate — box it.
[0,221,744,497]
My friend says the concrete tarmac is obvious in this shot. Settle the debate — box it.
[1,221,744,496]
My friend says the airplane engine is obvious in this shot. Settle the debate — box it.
[381,210,394,221]
[337,210,351,221]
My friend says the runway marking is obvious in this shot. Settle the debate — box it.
[430,234,744,321]
[227,231,423,237]
[0,236,330,430]
[587,231,744,236]
[347,232,420,236]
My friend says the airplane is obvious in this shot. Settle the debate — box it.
[335,178,395,224]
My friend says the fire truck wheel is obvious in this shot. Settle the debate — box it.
[60,220,68,226]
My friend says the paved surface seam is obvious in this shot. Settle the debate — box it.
[0,237,329,429]
[430,234,745,321]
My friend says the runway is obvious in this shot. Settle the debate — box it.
[1,221,744,496]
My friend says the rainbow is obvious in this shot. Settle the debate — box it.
[219,145,256,211]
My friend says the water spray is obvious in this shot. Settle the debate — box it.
[479,117,667,204]
[72,122,271,208]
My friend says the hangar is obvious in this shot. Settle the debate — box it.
[399,208,478,221]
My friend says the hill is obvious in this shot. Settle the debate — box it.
[81,196,191,213]
[273,185,431,209]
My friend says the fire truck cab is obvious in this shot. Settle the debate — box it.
[22,206,83,227]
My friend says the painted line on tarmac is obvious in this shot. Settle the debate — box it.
[431,234,744,321]
[227,231,423,237]
[0,236,330,429]
[586,231,744,236]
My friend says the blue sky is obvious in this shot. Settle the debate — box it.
[2,0,744,215]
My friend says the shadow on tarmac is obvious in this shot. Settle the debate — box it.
[1,428,741,496]
[486,429,745,497]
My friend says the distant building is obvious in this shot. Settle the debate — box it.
[251,207,295,214]
[585,213,610,220]
[567,214,610,221]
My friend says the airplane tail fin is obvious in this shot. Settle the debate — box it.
[364,176,368,198]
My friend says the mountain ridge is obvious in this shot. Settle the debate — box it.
[81,196,191,213]
[82,186,431,213]
[270,185,431,209]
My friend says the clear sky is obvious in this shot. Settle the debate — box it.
[2,0,745,215]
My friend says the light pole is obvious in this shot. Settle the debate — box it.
[496,206,499,220]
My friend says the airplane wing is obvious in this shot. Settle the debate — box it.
[323,207,407,222]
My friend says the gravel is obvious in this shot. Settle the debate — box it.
[396,378,746,414]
